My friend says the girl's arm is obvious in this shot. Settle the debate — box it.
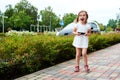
[72,27,80,35]
[85,29,91,36]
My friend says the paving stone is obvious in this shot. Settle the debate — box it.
[96,78,109,80]
[115,78,120,80]
[14,77,27,80]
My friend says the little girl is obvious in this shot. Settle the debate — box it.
[72,10,91,73]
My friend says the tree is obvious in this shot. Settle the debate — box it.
[115,20,120,31]
[40,6,60,30]
[98,23,105,31]
[3,4,14,31]
[0,10,2,22]
[106,26,113,31]
[3,0,38,31]
[107,19,117,29]
[9,10,31,30]
[4,4,14,18]
[63,13,77,27]
[15,0,38,25]
[0,10,2,32]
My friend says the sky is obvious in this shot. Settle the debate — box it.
[0,0,120,25]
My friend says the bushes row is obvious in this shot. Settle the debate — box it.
[0,32,120,79]
[88,33,120,51]
[0,35,75,79]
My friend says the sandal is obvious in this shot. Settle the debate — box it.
[74,66,80,72]
[84,65,90,73]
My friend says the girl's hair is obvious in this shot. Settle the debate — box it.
[76,10,88,23]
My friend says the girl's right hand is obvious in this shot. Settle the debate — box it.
[73,32,80,36]
[72,27,80,36]
[76,32,80,36]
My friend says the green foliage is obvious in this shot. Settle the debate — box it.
[106,26,113,31]
[117,20,120,28]
[88,33,120,52]
[0,31,120,79]
[4,5,14,18]
[9,11,31,29]
[98,23,105,31]
[0,35,75,79]
[107,19,117,29]
[1,0,78,32]
[40,6,60,30]
[89,34,108,51]
[15,0,38,24]
[63,13,77,27]
[0,33,5,37]
[3,0,38,31]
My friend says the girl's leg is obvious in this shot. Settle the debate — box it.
[82,48,88,65]
[74,48,81,72]
[82,48,90,73]
[75,48,81,66]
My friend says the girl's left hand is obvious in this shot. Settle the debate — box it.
[85,33,88,36]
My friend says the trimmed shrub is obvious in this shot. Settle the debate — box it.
[0,32,120,79]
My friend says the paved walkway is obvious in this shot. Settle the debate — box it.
[15,43,120,80]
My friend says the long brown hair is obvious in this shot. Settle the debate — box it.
[76,10,88,23]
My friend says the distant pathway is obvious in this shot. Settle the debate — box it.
[15,43,120,80]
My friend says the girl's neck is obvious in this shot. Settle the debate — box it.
[79,21,86,25]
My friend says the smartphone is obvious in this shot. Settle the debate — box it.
[78,32,85,35]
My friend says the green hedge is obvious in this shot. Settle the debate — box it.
[0,33,120,79]
[88,33,120,51]
[0,35,75,79]
[0,33,5,37]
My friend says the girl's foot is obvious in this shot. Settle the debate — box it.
[84,65,90,73]
[74,66,80,72]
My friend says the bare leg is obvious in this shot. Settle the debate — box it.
[74,48,81,72]
[82,48,88,65]
[75,48,81,66]
[82,48,90,73]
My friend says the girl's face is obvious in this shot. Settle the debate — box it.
[78,12,87,23]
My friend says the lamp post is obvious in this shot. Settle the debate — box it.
[1,14,8,33]
[37,14,40,32]
[49,16,51,31]
[39,14,42,32]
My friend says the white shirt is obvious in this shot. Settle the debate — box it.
[75,23,91,33]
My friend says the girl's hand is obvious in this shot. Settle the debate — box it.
[85,29,91,36]
[74,32,80,36]
[85,32,91,36]
[72,27,80,36]
[85,33,88,36]
[77,32,81,36]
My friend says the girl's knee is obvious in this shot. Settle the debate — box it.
[82,53,87,57]
[76,53,80,57]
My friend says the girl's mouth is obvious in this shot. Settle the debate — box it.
[81,18,84,21]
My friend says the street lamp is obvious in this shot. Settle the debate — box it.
[37,14,40,32]
[50,16,51,31]
[1,14,8,33]
[37,14,42,32]
[39,14,42,32]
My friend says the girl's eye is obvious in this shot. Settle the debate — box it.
[79,14,86,17]
[79,15,82,16]
[83,14,86,16]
